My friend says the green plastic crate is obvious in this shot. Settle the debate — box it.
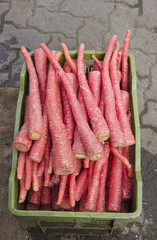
[9,51,142,236]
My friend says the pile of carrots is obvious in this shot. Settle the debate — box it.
[13,30,134,212]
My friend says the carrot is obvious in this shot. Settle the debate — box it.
[32,162,40,191]
[77,44,109,142]
[60,182,71,210]
[122,30,131,91]
[110,41,135,146]
[72,91,88,159]
[93,62,100,71]
[25,152,32,190]
[47,62,75,175]
[61,43,77,75]
[41,186,51,205]
[19,170,27,203]
[63,61,73,73]
[83,158,89,168]
[34,48,47,106]
[17,152,26,180]
[21,46,43,140]
[96,159,109,212]
[121,90,130,113]
[75,168,89,202]
[75,159,82,176]
[24,96,29,122]
[110,146,132,177]
[28,188,41,205]
[29,104,48,162]
[52,185,61,210]
[107,152,123,212]
[57,175,68,205]
[26,203,40,210]
[88,142,110,204]
[56,73,63,121]
[48,148,53,174]
[44,133,51,186]
[122,147,132,199]
[40,43,103,160]
[117,52,122,70]
[37,158,45,177]
[91,55,102,71]
[69,173,76,207]
[61,73,77,143]
[40,204,52,211]
[50,174,60,185]
[79,190,87,212]
[102,35,125,147]
[88,71,101,106]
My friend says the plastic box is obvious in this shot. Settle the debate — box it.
[9,51,142,236]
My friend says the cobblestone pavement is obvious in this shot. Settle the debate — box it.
[0,0,157,239]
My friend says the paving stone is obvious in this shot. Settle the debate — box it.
[104,4,138,49]
[0,44,16,71]
[130,28,157,54]
[0,2,9,15]
[137,78,149,115]
[48,34,76,50]
[28,8,83,38]
[144,63,157,101]
[141,127,157,155]
[0,72,9,86]
[78,18,106,50]
[5,0,34,27]
[130,50,155,77]
[0,24,50,50]
[141,101,157,129]
[60,0,114,23]
[136,0,157,29]
[114,0,138,5]
[9,54,23,87]
[36,0,63,11]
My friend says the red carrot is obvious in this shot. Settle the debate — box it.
[110,146,132,177]
[41,186,51,205]
[32,162,40,191]
[91,55,102,71]
[102,35,125,147]
[122,30,131,91]
[60,183,71,210]
[28,188,41,205]
[34,48,47,106]
[96,159,109,212]
[17,152,26,180]
[37,158,45,177]
[19,170,27,203]
[24,96,29,122]
[77,44,109,142]
[110,41,135,146]
[48,148,53,174]
[63,61,73,73]
[75,159,82,176]
[25,152,32,190]
[93,62,100,71]
[52,185,61,210]
[83,158,89,168]
[56,73,63,121]
[107,152,123,212]
[72,91,88,159]
[26,203,40,210]
[75,168,89,202]
[79,190,87,212]
[47,63,75,175]
[40,43,103,161]
[61,43,77,74]
[21,46,43,140]
[88,71,101,106]
[57,175,68,205]
[69,173,76,207]
[61,73,77,143]
[44,133,51,186]
[121,90,130,113]
[40,204,52,211]
[117,52,122,70]
[50,174,60,185]
[29,104,48,162]
[99,89,105,117]
[122,147,132,199]
[88,142,110,204]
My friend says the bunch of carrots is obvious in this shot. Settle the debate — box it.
[13,30,134,212]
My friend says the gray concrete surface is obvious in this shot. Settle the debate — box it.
[0,0,157,239]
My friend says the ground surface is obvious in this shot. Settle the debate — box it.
[0,0,157,239]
